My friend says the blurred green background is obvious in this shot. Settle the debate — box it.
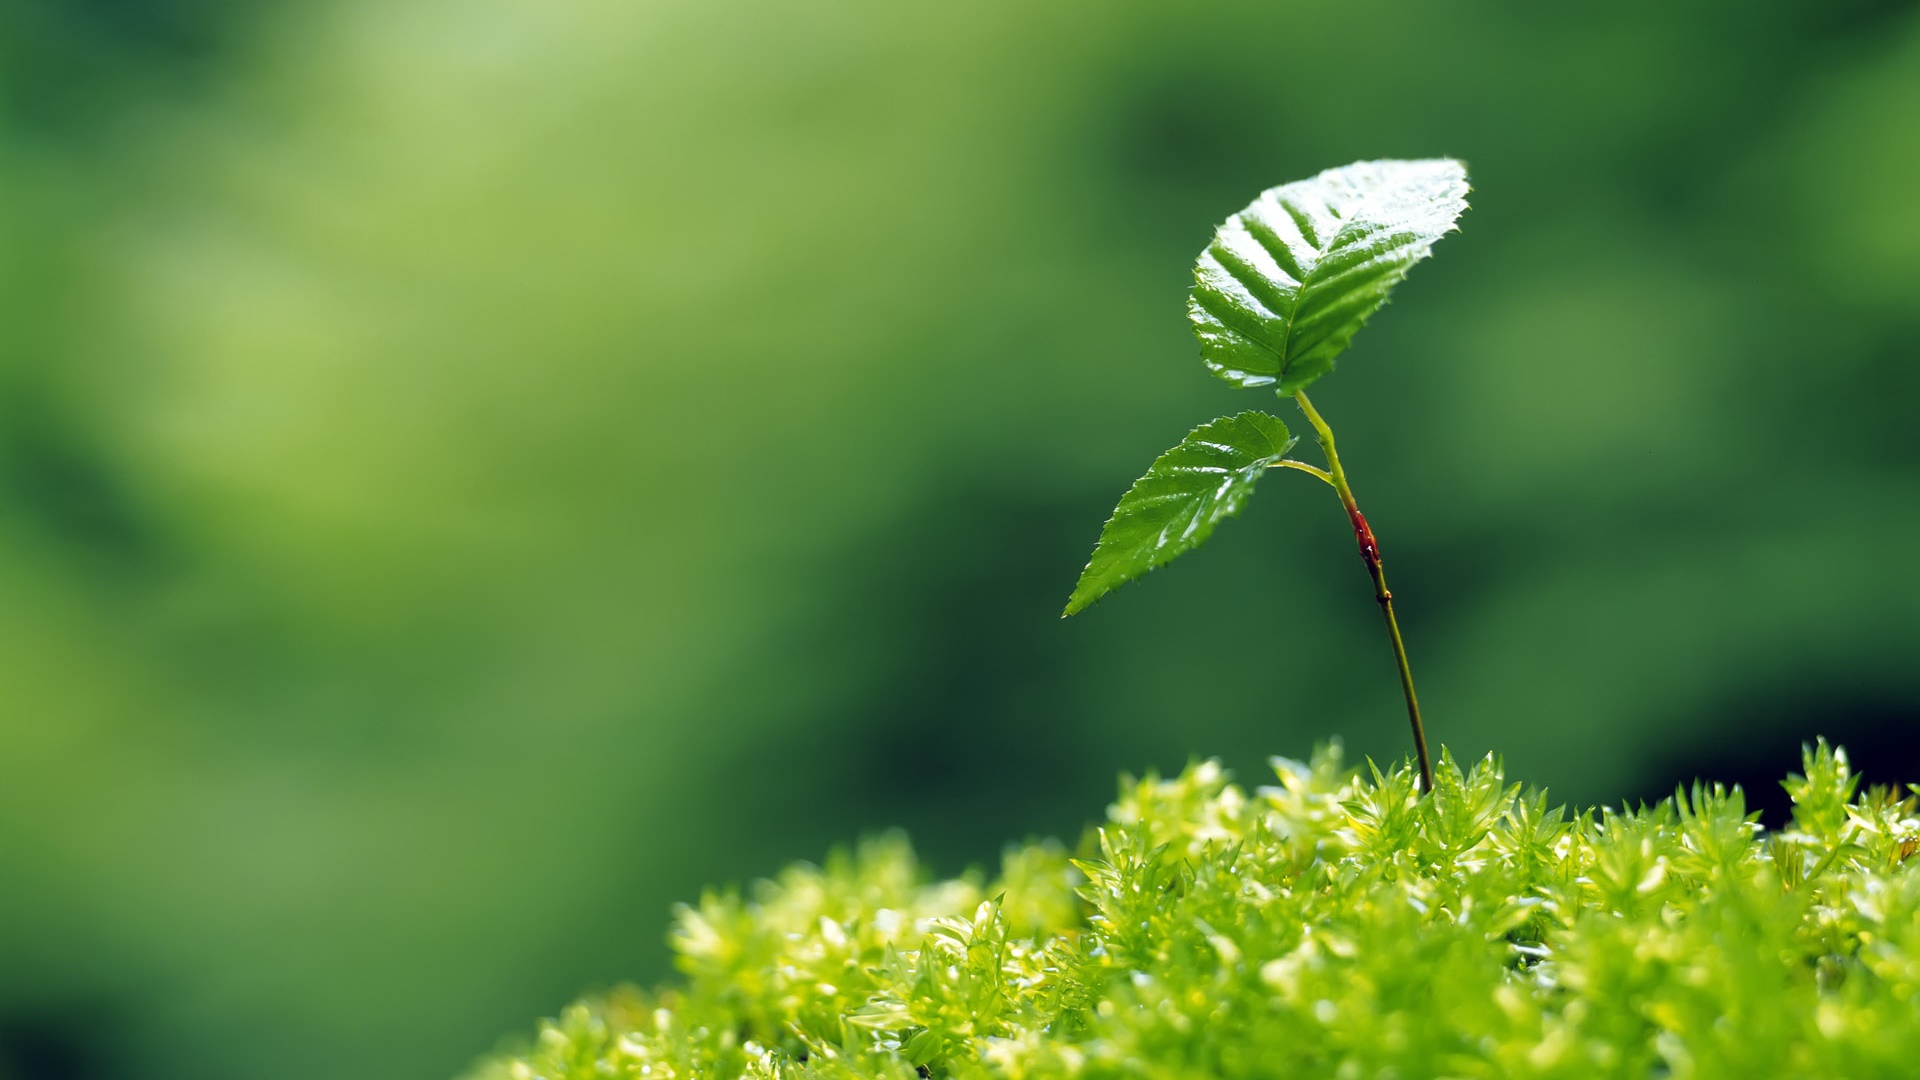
[2,0,1919,1076]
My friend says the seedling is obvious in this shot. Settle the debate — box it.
[1063,159,1469,792]
[474,159,1920,1080]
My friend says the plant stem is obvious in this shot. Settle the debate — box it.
[1804,825,1860,888]
[1291,390,1434,794]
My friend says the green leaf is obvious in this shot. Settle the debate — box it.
[1063,411,1295,616]
[1189,158,1468,395]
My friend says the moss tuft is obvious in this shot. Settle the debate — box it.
[469,741,1920,1079]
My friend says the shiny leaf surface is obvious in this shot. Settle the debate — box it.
[1190,158,1469,394]
[1063,411,1295,616]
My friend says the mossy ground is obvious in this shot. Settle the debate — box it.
[470,742,1920,1079]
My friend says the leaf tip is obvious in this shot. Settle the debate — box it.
[1061,587,1096,618]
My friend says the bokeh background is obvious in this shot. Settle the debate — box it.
[2,0,1919,1076]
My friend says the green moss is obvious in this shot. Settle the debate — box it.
[469,742,1920,1079]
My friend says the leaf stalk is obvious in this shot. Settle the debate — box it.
[1292,390,1433,794]
[1274,459,1335,486]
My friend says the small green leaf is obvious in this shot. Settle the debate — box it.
[1063,411,1295,616]
[1189,158,1469,395]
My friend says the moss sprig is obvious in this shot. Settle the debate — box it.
[469,740,1920,1080]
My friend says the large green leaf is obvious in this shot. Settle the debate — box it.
[1189,158,1468,395]
[1064,411,1296,616]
